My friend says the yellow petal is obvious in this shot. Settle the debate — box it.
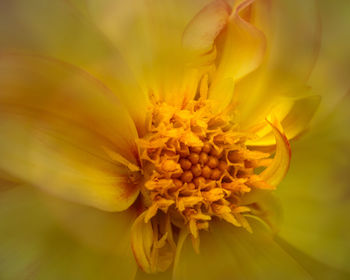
[209,0,266,111]
[173,219,312,280]
[182,0,231,55]
[131,212,175,274]
[259,116,291,187]
[281,95,321,139]
[208,77,235,113]
[131,213,154,274]
[0,0,149,134]
[0,54,140,211]
[231,1,319,125]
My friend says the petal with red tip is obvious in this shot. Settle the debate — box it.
[209,0,266,111]
[182,0,231,55]
[0,54,140,211]
[260,116,291,187]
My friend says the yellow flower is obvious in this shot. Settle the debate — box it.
[0,0,349,279]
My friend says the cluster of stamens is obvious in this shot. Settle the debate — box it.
[137,100,271,247]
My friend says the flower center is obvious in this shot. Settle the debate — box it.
[136,99,271,243]
[131,98,283,273]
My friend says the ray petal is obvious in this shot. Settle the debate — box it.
[0,54,140,211]
[0,0,148,133]
[182,0,231,55]
[259,116,291,188]
[209,0,266,112]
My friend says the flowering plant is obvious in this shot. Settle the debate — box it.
[0,0,349,279]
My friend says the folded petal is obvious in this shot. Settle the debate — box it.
[0,54,140,211]
[131,212,175,274]
[209,0,266,111]
[232,0,320,123]
[173,219,312,280]
[131,212,155,274]
[214,0,266,80]
[181,0,233,108]
[259,116,291,187]
[182,0,231,55]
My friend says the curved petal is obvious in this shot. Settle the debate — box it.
[214,0,266,80]
[246,94,321,146]
[0,54,140,211]
[131,212,175,274]
[0,187,137,279]
[182,0,231,55]
[259,116,291,187]
[232,0,320,124]
[173,219,312,280]
[209,0,266,111]
[0,0,148,133]
[131,212,155,274]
